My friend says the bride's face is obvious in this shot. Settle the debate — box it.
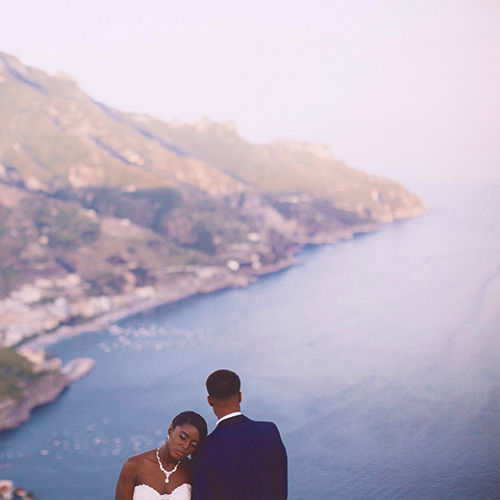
[167,423,201,460]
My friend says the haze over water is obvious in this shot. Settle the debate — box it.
[1,181,499,499]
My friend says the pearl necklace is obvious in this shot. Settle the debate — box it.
[156,447,180,484]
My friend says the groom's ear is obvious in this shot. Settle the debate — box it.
[207,395,214,407]
[238,392,242,403]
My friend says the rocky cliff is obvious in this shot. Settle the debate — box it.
[0,346,94,431]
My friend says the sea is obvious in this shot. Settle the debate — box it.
[1,181,499,499]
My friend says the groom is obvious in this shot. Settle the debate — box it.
[192,369,287,499]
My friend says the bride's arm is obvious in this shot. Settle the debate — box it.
[115,457,136,500]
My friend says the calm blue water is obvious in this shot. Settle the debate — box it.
[1,182,500,499]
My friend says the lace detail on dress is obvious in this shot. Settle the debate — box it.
[133,483,191,500]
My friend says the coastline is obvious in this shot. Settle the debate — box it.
[0,258,296,432]
[21,254,298,351]
[22,221,387,351]
[0,357,95,432]
[0,218,400,432]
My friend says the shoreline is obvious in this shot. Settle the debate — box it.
[22,220,387,351]
[0,357,95,432]
[22,254,298,352]
[0,218,408,432]
[0,257,296,432]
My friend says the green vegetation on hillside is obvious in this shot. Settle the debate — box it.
[0,347,40,400]
[26,198,100,249]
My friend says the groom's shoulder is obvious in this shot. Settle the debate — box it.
[209,416,280,437]
[247,416,281,429]
[194,417,284,463]
[254,420,284,442]
[249,419,286,448]
[249,418,280,432]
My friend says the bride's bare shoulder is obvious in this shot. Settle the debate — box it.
[124,449,156,469]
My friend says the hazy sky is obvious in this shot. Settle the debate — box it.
[1,0,499,185]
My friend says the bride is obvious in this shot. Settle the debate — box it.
[115,411,207,500]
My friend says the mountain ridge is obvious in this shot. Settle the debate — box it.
[0,50,425,348]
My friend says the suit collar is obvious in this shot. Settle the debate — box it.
[216,411,242,427]
[215,413,248,429]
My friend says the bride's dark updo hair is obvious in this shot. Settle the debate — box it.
[172,411,208,442]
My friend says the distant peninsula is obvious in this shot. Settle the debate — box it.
[0,51,425,430]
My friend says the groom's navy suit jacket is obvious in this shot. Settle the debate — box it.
[192,414,287,500]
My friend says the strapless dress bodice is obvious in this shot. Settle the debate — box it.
[133,483,191,500]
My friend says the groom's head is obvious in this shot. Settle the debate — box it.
[206,369,242,417]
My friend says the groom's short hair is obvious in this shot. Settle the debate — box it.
[206,369,241,399]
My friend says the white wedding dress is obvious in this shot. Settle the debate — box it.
[133,483,191,500]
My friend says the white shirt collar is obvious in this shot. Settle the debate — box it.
[216,411,242,427]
